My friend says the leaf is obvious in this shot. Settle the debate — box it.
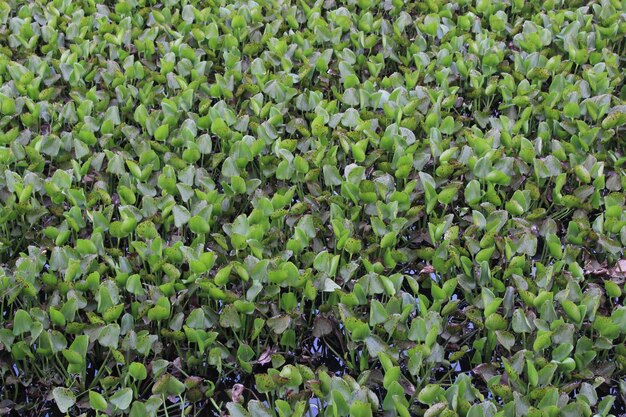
[13,310,32,336]
[418,384,444,405]
[89,391,108,411]
[526,359,538,387]
[129,362,148,380]
[266,315,290,334]
[214,265,233,286]
[350,400,373,417]
[98,324,121,349]
[254,373,276,394]
[369,300,389,326]
[517,233,537,256]
[512,309,532,333]
[188,215,210,234]
[365,335,392,358]
[227,402,251,417]
[486,170,511,185]
[110,387,133,410]
[53,387,76,413]
[323,165,343,186]
[495,331,515,351]
[75,239,98,255]
[248,401,275,417]
[154,124,169,141]
[312,316,333,337]
[465,180,482,205]
[172,205,191,228]
[561,300,581,323]
[219,305,242,330]
[341,108,360,128]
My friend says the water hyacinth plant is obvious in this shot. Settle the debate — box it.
[0,0,626,416]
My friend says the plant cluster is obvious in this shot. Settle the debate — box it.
[0,0,625,416]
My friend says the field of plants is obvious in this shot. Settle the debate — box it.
[0,0,626,416]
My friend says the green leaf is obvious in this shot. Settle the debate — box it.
[418,384,444,405]
[266,315,290,334]
[323,165,343,186]
[350,400,373,417]
[231,175,247,194]
[1,97,16,115]
[53,387,76,413]
[495,330,515,351]
[76,239,98,255]
[154,124,169,141]
[172,205,191,228]
[526,359,539,387]
[129,362,147,380]
[98,324,121,349]
[605,280,622,298]
[485,313,507,331]
[380,231,397,248]
[438,186,458,205]
[13,310,32,336]
[89,391,108,412]
[465,180,482,205]
[219,305,242,330]
[486,170,511,185]
[561,300,581,323]
[214,265,233,286]
[369,300,389,326]
[564,102,580,118]
[189,215,210,234]
[227,402,251,417]
[110,387,133,410]
[254,373,276,394]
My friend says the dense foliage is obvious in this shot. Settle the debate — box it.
[1,0,626,416]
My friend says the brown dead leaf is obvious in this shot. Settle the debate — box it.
[230,383,245,403]
[398,376,415,396]
[584,259,609,276]
[472,363,498,383]
[171,357,183,377]
[256,347,274,365]
[583,259,626,284]
[610,259,626,278]
[312,316,333,338]
[420,265,435,275]
[0,400,14,416]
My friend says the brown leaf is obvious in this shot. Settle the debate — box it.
[256,348,274,365]
[398,376,415,396]
[0,400,14,416]
[420,265,435,275]
[312,316,333,338]
[610,259,626,278]
[584,259,608,276]
[472,363,498,383]
[171,357,183,377]
[230,383,245,403]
